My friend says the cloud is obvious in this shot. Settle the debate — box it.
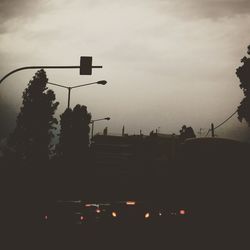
[0,0,50,33]
[157,0,250,19]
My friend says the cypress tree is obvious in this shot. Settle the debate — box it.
[8,69,59,164]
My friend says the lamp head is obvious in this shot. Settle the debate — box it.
[97,80,107,85]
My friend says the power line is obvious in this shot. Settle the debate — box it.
[205,128,211,137]
[205,110,238,137]
[213,110,238,130]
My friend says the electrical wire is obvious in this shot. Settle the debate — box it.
[213,110,238,130]
[205,110,238,137]
[205,128,211,137]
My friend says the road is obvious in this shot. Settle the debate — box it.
[2,220,247,250]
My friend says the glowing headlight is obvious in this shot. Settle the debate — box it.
[112,211,117,218]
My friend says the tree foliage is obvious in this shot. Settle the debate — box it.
[236,45,250,126]
[56,105,92,161]
[8,69,59,162]
[179,125,196,141]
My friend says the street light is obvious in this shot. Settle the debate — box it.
[90,117,111,140]
[47,80,107,109]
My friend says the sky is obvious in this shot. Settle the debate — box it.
[0,0,250,142]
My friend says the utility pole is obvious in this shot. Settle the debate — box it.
[67,87,71,109]
[211,123,215,137]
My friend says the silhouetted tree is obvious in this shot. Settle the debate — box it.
[8,69,59,163]
[236,45,250,126]
[179,125,196,141]
[56,105,91,162]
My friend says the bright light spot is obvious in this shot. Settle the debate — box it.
[44,215,48,220]
[112,211,117,218]
[145,212,150,219]
[85,203,98,207]
[96,209,101,213]
[126,201,136,205]
[180,209,186,215]
[159,212,162,216]
[80,216,84,221]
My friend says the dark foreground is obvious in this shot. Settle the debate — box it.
[1,138,249,249]
[2,218,248,250]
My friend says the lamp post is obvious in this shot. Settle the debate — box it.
[47,80,107,109]
[91,117,111,140]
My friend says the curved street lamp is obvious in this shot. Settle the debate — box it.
[0,56,102,84]
[90,117,111,140]
[47,80,107,109]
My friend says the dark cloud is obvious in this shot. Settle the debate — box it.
[192,0,250,18]
[158,0,250,19]
[0,0,49,33]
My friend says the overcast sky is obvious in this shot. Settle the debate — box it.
[0,0,250,142]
